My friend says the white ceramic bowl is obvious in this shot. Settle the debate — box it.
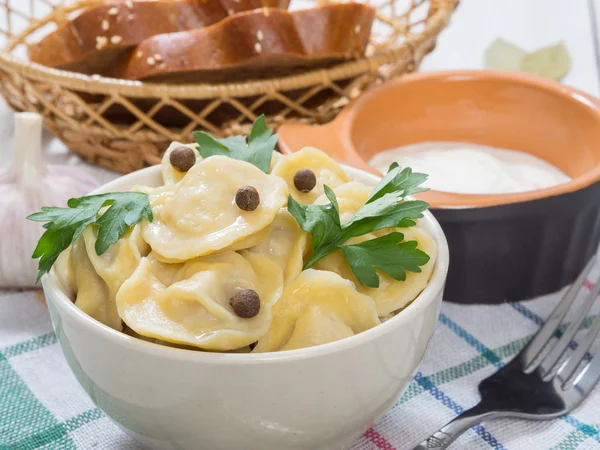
[42,164,449,450]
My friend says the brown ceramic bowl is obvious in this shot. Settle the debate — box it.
[278,71,600,304]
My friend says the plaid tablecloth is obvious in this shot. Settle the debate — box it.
[1,132,600,449]
[2,277,600,450]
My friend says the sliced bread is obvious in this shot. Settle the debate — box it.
[28,0,290,75]
[115,3,375,83]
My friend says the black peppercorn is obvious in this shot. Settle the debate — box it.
[230,289,261,318]
[293,168,317,192]
[235,186,260,211]
[169,146,196,172]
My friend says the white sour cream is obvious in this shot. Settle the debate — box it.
[368,142,570,195]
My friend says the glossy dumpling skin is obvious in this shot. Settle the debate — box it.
[65,237,122,331]
[162,143,281,185]
[82,224,149,302]
[116,251,283,351]
[271,147,350,203]
[61,225,149,331]
[254,269,380,352]
[161,142,201,185]
[142,155,288,262]
[134,187,270,259]
[314,227,437,316]
[313,182,438,316]
[245,209,307,283]
[314,181,372,221]
[269,150,283,172]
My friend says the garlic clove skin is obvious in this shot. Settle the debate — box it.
[0,112,99,289]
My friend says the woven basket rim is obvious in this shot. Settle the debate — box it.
[0,0,456,99]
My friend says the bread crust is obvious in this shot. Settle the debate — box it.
[28,0,290,74]
[116,3,375,83]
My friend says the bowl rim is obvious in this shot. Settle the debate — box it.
[338,70,600,209]
[42,163,449,364]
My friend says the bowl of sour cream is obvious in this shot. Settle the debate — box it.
[278,71,600,303]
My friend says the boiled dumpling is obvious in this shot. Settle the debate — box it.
[244,209,307,283]
[63,225,149,331]
[145,252,183,286]
[254,269,380,352]
[136,190,270,264]
[223,225,271,253]
[122,323,203,350]
[54,247,75,298]
[370,227,437,315]
[68,236,122,331]
[269,150,283,172]
[116,251,283,351]
[142,156,288,261]
[271,147,350,203]
[162,142,280,185]
[313,181,372,221]
[82,224,149,302]
[314,227,437,316]
[313,181,437,316]
[161,142,201,185]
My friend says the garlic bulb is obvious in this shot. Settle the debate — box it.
[0,113,98,288]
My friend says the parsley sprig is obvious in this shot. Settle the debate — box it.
[340,233,430,288]
[27,193,153,282]
[288,163,431,288]
[193,114,277,173]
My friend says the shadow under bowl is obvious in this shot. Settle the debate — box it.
[278,71,600,304]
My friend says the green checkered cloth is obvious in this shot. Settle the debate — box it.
[2,276,600,450]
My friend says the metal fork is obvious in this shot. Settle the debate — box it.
[414,256,600,450]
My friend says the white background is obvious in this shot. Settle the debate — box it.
[422,0,600,97]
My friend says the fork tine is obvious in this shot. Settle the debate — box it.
[521,256,596,370]
[572,347,600,395]
[539,275,600,378]
[556,310,600,386]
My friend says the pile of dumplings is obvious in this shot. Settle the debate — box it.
[56,145,437,353]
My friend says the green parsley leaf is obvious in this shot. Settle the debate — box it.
[27,192,153,282]
[288,163,432,287]
[367,163,428,204]
[193,115,277,173]
[340,232,430,288]
[288,187,342,266]
[342,194,429,239]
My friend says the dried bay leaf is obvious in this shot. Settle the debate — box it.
[484,38,526,71]
[520,42,571,81]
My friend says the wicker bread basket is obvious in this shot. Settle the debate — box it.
[0,0,458,173]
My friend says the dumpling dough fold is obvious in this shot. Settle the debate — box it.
[313,181,437,316]
[271,147,350,203]
[66,237,121,331]
[59,224,148,331]
[314,228,437,316]
[244,209,307,283]
[142,156,288,261]
[82,224,149,302]
[117,251,283,351]
[254,269,380,352]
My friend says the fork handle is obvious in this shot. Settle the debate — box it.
[412,403,498,449]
